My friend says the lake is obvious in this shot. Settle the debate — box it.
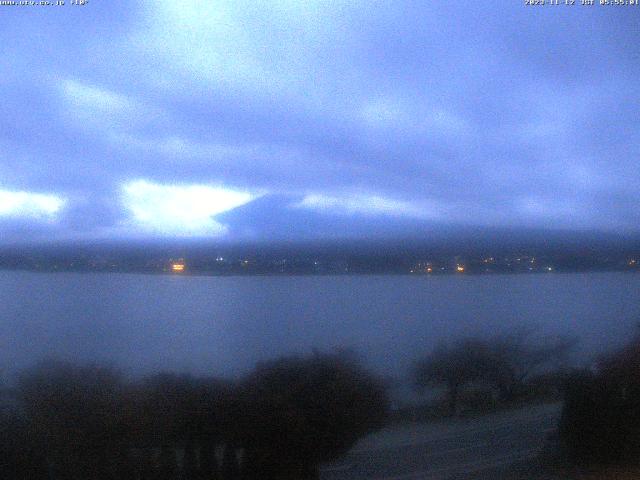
[1,271,639,382]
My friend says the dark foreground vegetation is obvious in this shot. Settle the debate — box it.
[7,328,640,479]
[560,333,640,466]
[0,352,389,480]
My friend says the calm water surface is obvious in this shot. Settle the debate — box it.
[1,271,639,380]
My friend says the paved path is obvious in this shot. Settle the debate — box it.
[320,403,562,480]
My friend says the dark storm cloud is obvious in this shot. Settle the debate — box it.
[0,1,638,241]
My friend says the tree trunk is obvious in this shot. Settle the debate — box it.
[159,445,178,480]
[448,382,459,417]
[183,438,198,480]
[200,440,219,480]
[300,463,320,480]
[111,444,135,480]
[221,444,240,480]
[134,447,155,480]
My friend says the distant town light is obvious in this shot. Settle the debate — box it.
[456,264,465,273]
[171,262,185,272]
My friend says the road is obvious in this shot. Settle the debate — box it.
[320,403,561,480]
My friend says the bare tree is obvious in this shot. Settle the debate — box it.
[485,330,576,401]
[414,331,576,414]
[414,339,496,416]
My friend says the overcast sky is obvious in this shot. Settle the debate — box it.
[1,1,638,243]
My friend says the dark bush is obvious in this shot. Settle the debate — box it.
[5,353,387,480]
[560,339,640,465]
[238,352,390,479]
[17,360,130,480]
[124,372,230,479]
[0,410,48,480]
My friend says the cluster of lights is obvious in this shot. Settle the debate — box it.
[411,262,465,274]
[171,261,185,272]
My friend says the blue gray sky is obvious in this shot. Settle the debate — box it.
[1,1,638,243]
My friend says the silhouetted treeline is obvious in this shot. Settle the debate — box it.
[0,352,389,480]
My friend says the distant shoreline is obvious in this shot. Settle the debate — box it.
[0,266,637,278]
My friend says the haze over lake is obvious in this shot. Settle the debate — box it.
[2,271,639,382]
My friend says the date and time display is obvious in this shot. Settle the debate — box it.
[0,0,88,6]
[526,0,637,5]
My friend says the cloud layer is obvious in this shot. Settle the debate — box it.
[121,180,258,237]
[0,1,638,242]
[0,189,65,220]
